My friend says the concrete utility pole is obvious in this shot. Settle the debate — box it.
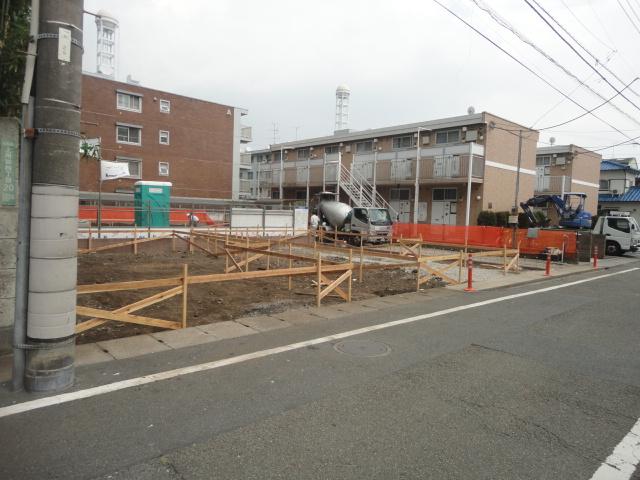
[25,0,84,392]
[512,130,523,247]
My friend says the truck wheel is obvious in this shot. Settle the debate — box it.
[605,241,621,256]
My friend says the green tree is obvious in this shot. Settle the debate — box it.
[0,0,31,117]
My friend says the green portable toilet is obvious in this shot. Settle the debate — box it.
[134,181,172,227]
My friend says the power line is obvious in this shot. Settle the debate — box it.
[538,78,640,130]
[431,0,634,140]
[469,0,640,127]
[531,0,640,101]
[626,0,640,24]
[559,0,614,51]
[524,0,640,115]
[616,0,640,36]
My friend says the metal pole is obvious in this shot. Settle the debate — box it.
[512,130,523,247]
[279,146,284,205]
[97,168,102,237]
[337,150,342,202]
[464,141,474,247]
[12,0,39,393]
[413,128,421,223]
[306,154,310,209]
[372,149,377,204]
[322,153,326,191]
[25,0,84,392]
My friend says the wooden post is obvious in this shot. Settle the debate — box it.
[288,243,293,290]
[245,235,250,272]
[316,253,322,307]
[359,244,364,283]
[189,227,194,254]
[88,224,92,250]
[181,263,188,328]
[225,234,229,272]
[503,243,507,275]
[171,231,176,252]
[267,239,271,270]
[458,250,463,283]
[334,228,338,244]
[416,258,421,292]
[348,249,353,302]
[133,226,138,255]
[213,237,218,254]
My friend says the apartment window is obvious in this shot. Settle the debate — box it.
[159,130,170,145]
[433,188,457,201]
[435,130,460,144]
[116,92,142,112]
[536,155,552,166]
[325,145,339,154]
[160,99,171,113]
[116,125,141,145]
[599,179,609,190]
[114,157,142,179]
[392,135,415,149]
[355,141,373,153]
[158,162,169,176]
[297,148,309,159]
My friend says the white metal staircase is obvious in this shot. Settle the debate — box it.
[337,163,397,217]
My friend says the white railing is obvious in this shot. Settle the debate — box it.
[338,163,396,216]
[535,175,571,194]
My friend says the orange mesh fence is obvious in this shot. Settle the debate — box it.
[79,206,217,226]
[393,223,577,256]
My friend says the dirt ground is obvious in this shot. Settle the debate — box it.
[77,250,443,344]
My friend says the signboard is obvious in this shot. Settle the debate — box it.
[0,140,18,206]
[508,215,519,225]
[100,160,130,180]
[58,27,71,62]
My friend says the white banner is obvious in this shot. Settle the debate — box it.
[100,160,130,181]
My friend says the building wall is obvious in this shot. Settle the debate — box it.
[482,113,538,213]
[80,74,235,199]
[600,169,636,195]
[569,147,600,214]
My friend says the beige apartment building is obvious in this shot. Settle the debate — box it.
[535,145,601,215]
[247,111,539,225]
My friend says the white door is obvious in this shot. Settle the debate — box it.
[390,199,410,222]
[431,188,458,225]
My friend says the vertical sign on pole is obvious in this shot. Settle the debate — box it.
[0,140,18,206]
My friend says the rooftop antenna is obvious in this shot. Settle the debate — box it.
[335,84,350,132]
[549,137,556,146]
[467,106,476,115]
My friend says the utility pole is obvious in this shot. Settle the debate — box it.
[24,0,84,392]
[512,130,523,247]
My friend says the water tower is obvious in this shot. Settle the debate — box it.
[335,84,350,132]
[95,10,118,78]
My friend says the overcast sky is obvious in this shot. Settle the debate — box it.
[82,0,640,159]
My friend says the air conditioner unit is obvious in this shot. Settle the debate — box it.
[555,156,566,165]
[422,136,430,145]
[345,145,351,153]
[465,130,478,141]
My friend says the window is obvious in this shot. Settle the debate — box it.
[435,130,460,144]
[433,188,457,201]
[325,145,339,154]
[116,125,141,145]
[355,141,373,153]
[536,155,552,166]
[353,208,369,223]
[116,92,142,112]
[608,217,630,233]
[390,188,410,200]
[159,130,170,145]
[599,179,610,190]
[158,162,169,176]
[114,157,142,179]
[297,148,309,159]
[103,28,114,41]
[160,99,171,113]
[392,135,415,149]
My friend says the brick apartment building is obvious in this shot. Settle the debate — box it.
[80,73,251,204]
[246,112,541,225]
[535,145,601,215]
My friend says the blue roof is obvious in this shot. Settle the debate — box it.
[599,186,640,203]
[600,160,640,173]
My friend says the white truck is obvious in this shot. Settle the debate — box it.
[592,211,640,255]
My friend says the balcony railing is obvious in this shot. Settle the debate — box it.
[254,154,485,188]
[534,175,571,194]
[240,126,252,143]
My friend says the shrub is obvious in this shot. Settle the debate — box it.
[477,210,497,226]
[495,211,510,227]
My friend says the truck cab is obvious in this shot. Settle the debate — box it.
[593,212,640,255]
[346,207,393,243]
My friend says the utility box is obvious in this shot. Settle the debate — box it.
[134,181,172,227]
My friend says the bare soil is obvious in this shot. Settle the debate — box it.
[77,251,443,344]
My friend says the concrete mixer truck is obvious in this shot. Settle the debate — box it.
[315,192,393,244]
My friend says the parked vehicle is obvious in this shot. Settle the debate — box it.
[592,211,640,255]
[316,193,393,244]
[520,193,592,229]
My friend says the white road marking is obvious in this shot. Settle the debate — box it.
[0,267,638,420]
[589,418,640,480]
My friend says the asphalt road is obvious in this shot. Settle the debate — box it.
[1,263,639,479]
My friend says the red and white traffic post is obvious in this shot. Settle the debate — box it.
[465,253,476,292]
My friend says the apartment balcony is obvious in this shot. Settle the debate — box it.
[239,178,252,194]
[240,126,252,143]
[534,175,571,195]
[253,154,484,188]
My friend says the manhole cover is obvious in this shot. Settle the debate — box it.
[333,339,391,357]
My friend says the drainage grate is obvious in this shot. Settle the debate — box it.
[333,339,391,357]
